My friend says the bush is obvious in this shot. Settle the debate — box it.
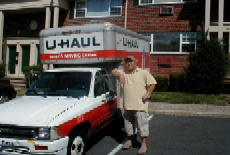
[0,78,10,85]
[23,65,43,88]
[0,64,5,78]
[154,76,168,92]
[222,82,230,94]
[168,74,186,92]
[184,31,229,94]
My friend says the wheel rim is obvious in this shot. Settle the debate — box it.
[0,95,9,104]
[70,136,85,155]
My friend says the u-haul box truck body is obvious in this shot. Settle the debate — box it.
[0,23,150,155]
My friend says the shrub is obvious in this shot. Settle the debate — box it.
[184,31,229,94]
[154,76,168,92]
[0,78,10,85]
[23,65,44,88]
[168,74,186,92]
[0,64,5,78]
[222,82,230,94]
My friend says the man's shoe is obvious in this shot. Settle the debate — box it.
[122,141,132,150]
[137,146,147,155]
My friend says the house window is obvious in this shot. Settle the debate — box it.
[181,33,196,52]
[141,0,152,4]
[142,33,152,52]
[75,0,122,18]
[144,32,196,54]
[139,0,197,5]
[75,1,86,18]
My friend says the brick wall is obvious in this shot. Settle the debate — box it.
[151,55,189,77]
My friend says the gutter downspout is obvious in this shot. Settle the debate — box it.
[0,12,4,63]
[124,0,128,29]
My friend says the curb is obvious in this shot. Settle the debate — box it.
[148,102,230,118]
[149,110,230,118]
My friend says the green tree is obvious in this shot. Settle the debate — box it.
[23,65,44,87]
[184,31,229,94]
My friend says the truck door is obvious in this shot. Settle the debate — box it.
[94,71,117,122]
[92,72,113,128]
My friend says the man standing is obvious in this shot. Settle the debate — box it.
[111,56,157,155]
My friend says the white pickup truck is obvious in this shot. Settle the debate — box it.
[0,22,150,155]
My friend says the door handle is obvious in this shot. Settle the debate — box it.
[102,98,107,102]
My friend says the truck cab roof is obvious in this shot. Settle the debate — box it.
[46,68,103,72]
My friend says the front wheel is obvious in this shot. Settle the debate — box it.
[67,130,87,155]
[0,92,9,104]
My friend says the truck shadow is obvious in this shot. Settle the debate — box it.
[86,118,126,151]
[86,118,141,152]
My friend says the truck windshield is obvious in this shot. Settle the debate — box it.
[26,71,91,98]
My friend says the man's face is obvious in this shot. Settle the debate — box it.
[125,59,137,72]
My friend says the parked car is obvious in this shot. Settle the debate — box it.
[0,83,17,104]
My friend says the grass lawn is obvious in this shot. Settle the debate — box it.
[151,92,230,106]
[16,89,230,106]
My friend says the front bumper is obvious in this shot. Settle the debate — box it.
[0,137,69,155]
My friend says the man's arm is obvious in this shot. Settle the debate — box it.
[111,69,122,77]
[111,69,126,84]
[142,84,156,101]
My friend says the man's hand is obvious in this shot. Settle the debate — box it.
[142,84,155,102]
[142,93,150,102]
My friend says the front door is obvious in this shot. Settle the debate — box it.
[5,39,39,78]
[6,45,30,77]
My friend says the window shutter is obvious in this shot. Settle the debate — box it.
[21,46,30,72]
[8,46,16,74]
[197,31,202,38]
[196,31,202,49]
[69,1,75,19]
[133,0,138,5]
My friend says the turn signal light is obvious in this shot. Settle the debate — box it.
[35,145,48,150]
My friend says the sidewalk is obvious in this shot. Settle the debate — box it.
[149,102,230,118]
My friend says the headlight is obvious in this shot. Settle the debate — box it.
[38,127,62,142]
[38,128,50,140]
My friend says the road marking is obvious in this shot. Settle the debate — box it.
[107,143,124,155]
[107,114,154,155]
[148,114,154,120]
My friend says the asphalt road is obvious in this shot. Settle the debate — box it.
[86,115,230,155]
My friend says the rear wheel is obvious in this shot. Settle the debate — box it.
[0,92,9,104]
[67,130,87,155]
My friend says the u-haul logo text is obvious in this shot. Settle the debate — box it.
[46,37,101,50]
[43,33,104,53]
[123,38,138,48]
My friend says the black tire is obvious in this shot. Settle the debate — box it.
[0,92,9,104]
[67,130,87,155]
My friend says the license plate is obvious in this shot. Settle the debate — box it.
[0,140,31,155]
[0,140,14,147]
[0,146,31,155]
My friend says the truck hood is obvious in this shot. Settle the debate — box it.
[0,96,88,126]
